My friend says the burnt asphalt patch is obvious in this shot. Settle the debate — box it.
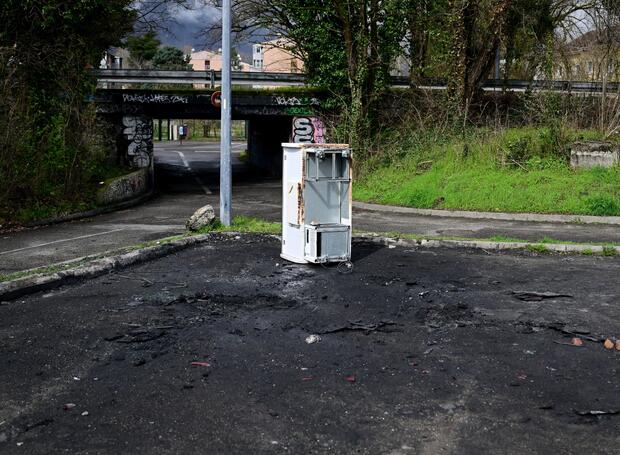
[1,234,620,454]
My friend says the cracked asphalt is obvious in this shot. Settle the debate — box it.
[1,234,620,454]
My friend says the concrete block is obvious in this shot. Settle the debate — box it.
[570,141,619,169]
[96,167,150,205]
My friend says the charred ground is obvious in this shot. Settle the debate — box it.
[1,234,619,454]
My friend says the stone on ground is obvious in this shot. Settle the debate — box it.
[186,205,216,231]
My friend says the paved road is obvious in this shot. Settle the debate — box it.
[1,140,620,275]
[1,235,619,453]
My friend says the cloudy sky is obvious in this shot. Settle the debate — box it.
[149,1,254,60]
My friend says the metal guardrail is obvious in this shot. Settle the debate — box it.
[93,69,619,93]
[92,69,306,86]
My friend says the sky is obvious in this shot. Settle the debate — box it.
[151,1,253,61]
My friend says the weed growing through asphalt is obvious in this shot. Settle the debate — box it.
[602,246,618,256]
[527,244,549,253]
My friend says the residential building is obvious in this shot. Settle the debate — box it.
[189,50,252,72]
[251,39,304,73]
[100,48,132,69]
[555,28,620,81]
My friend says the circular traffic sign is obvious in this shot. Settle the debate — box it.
[211,91,221,107]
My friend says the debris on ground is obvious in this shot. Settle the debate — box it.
[63,403,76,411]
[186,205,216,231]
[115,329,166,343]
[604,339,615,350]
[571,337,583,346]
[190,361,211,367]
[575,409,620,416]
[320,320,396,335]
[344,375,356,383]
[512,291,573,301]
[545,323,600,342]
[554,337,584,347]
[305,334,322,344]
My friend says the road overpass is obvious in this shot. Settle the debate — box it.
[95,87,326,176]
[93,69,618,182]
[93,68,620,93]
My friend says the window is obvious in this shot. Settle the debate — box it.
[253,59,263,69]
[587,61,593,74]
[205,59,211,70]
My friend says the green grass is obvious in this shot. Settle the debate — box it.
[196,215,281,235]
[355,127,620,216]
[526,244,548,253]
[488,235,529,243]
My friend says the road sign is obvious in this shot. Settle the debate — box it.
[211,91,222,107]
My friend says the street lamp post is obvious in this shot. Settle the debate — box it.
[220,0,232,226]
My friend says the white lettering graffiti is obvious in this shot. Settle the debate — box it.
[274,96,320,106]
[122,94,189,104]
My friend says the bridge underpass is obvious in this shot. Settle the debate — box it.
[153,138,249,195]
[95,89,324,187]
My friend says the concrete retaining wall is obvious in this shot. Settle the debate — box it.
[96,167,152,205]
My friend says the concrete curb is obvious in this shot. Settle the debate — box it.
[2,232,618,302]
[353,201,620,225]
[0,233,210,302]
[355,233,620,254]
[24,189,154,229]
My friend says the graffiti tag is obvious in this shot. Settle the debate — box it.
[122,116,153,168]
[286,106,313,116]
[274,96,320,107]
[122,94,189,104]
[292,117,325,144]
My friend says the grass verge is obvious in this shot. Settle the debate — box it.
[355,127,620,216]
[196,215,281,235]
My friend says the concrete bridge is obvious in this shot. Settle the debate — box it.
[94,88,327,177]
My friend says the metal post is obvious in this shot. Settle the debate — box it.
[220,0,232,226]
[495,46,501,80]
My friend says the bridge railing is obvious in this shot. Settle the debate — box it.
[92,69,306,87]
[93,69,620,93]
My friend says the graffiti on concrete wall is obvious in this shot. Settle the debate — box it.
[274,96,320,107]
[292,117,325,144]
[286,106,313,116]
[122,116,153,168]
[122,93,189,104]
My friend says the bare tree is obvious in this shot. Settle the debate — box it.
[133,0,195,33]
